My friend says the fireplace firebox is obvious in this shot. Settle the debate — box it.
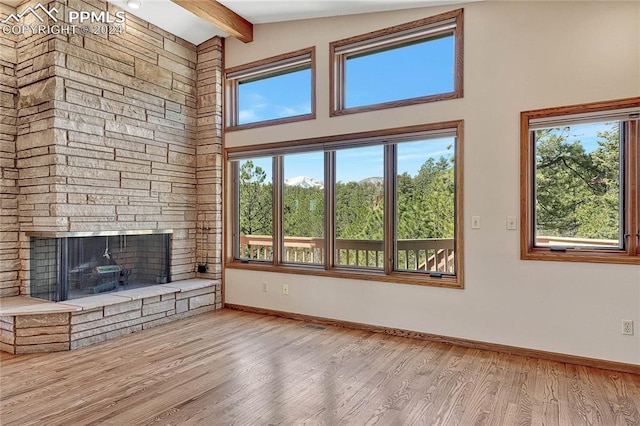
[28,230,172,302]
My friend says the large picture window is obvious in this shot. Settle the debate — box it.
[330,9,463,116]
[225,47,315,130]
[227,122,464,288]
[521,98,640,264]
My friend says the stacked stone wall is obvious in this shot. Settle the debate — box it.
[0,0,223,297]
[0,3,19,297]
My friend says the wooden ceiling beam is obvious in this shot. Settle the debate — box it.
[170,0,253,43]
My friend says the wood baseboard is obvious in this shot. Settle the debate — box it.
[225,303,640,375]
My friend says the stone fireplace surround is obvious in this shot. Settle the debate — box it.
[0,0,224,353]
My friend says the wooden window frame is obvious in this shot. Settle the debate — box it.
[225,121,464,289]
[225,47,316,131]
[329,8,463,117]
[520,97,640,265]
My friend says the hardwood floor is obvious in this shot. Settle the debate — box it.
[1,309,639,425]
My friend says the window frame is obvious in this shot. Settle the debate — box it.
[329,8,463,117]
[225,121,464,289]
[233,156,276,262]
[520,97,640,265]
[281,152,326,266]
[225,47,316,131]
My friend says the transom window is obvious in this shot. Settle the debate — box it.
[521,97,640,264]
[330,9,463,116]
[227,122,464,288]
[225,47,315,130]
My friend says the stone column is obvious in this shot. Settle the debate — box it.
[0,2,19,297]
[195,37,223,307]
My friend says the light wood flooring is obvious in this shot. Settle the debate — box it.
[1,309,639,425]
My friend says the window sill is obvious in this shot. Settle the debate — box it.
[225,260,463,289]
[330,92,462,117]
[522,248,640,265]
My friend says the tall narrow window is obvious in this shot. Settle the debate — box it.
[226,47,315,130]
[283,152,325,264]
[236,157,273,260]
[330,9,463,116]
[395,138,456,274]
[521,98,640,264]
[335,146,384,269]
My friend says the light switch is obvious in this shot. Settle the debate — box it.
[507,216,517,230]
[471,216,480,229]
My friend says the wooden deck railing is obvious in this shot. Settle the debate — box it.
[238,235,455,273]
[536,236,619,248]
[239,234,619,274]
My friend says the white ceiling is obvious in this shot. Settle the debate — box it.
[219,0,471,24]
[1,0,473,45]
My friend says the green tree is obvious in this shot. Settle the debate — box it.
[397,156,455,240]
[284,185,324,238]
[335,181,383,239]
[535,124,620,240]
[239,160,272,236]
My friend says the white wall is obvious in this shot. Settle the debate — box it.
[224,1,640,365]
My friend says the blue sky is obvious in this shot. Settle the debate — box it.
[543,122,619,153]
[237,33,454,124]
[238,69,311,125]
[345,35,454,108]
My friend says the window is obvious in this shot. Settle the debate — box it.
[236,157,273,260]
[395,138,455,274]
[521,97,640,264]
[227,122,464,288]
[283,152,325,264]
[225,47,315,130]
[330,9,463,116]
[335,146,384,268]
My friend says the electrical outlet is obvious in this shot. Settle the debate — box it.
[471,216,480,229]
[282,284,289,295]
[262,282,268,292]
[507,216,517,230]
[622,320,634,335]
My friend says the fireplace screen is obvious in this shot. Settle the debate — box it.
[29,232,171,302]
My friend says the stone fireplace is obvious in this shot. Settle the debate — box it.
[0,0,224,353]
[28,230,171,302]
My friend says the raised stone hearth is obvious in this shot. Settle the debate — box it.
[0,279,220,354]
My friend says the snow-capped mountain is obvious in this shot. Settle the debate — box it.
[285,176,324,189]
[285,176,384,188]
[358,177,384,186]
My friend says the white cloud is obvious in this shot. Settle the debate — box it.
[238,109,260,122]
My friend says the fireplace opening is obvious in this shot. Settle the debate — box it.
[28,230,171,302]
